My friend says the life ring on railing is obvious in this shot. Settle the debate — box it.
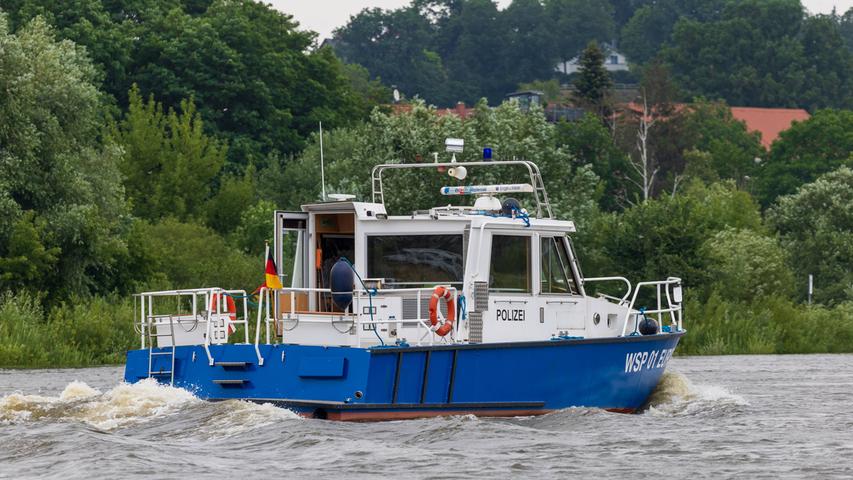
[429,286,455,337]
[210,293,237,334]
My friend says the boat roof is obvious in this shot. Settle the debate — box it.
[299,200,575,232]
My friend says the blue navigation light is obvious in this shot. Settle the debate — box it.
[483,147,492,160]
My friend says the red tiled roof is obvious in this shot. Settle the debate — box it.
[730,107,810,149]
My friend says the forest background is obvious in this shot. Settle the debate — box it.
[0,0,851,366]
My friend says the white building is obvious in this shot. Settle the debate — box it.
[555,46,629,75]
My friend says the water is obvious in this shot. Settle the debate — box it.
[1,355,852,479]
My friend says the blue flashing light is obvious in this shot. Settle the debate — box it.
[483,147,492,160]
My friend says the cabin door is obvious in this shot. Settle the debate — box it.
[535,235,585,337]
[274,211,309,288]
[482,232,536,343]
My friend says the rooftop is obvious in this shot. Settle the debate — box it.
[730,107,810,149]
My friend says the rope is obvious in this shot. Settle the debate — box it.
[224,292,259,307]
[340,257,384,347]
[481,207,531,227]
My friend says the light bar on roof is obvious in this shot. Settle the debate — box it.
[440,184,535,196]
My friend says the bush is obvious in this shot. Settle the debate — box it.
[678,292,853,355]
[131,218,261,293]
[0,291,136,367]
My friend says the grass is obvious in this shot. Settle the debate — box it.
[0,291,137,368]
[677,292,853,355]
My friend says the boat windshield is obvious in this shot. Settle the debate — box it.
[367,234,464,288]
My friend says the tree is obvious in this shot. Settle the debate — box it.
[767,167,853,305]
[334,6,455,104]
[627,93,659,203]
[556,113,630,210]
[619,0,725,65]
[6,0,375,166]
[755,109,853,206]
[702,228,794,303]
[585,180,764,291]
[663,0,853,110]
[270,99,601,227]
[113,85,227,222]
[573,41,613,117]
[0,14,128,298]
[545,0,614,72]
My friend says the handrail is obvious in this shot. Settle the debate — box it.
[583,276,632,305]
[136,287,248,366]
[620,277,683,336]
[254,285,459,354]
[371,160,552,218]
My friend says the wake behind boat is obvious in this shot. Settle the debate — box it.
[124,141,685,420]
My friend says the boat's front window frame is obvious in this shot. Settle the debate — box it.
[488,233,533,294]
[539,235,580,295]
[365,232,465,288]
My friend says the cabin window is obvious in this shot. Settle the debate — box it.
[540,236,578,294]
[367,235,464,287]
[489,235,531,293]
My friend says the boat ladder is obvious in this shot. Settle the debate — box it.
[147,315,176,385]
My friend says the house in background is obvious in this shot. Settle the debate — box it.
[730,107,810,149]
[555,44,629,75]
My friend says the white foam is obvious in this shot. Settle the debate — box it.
[0,378,200,430]
[646,371,748,416]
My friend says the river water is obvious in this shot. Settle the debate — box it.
[1,354,851,479]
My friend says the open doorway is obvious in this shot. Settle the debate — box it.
[314,213,355,311]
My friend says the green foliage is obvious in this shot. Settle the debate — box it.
[701,228,794,302]
[545,0,614,65]
[274,100,600,228]
[0,291,136,367]
[755,109,853,206]
[0,213,60,292]
[556,113,628,210]
[0,14,129,299]
[205,167,256,234]
[620,0,726,65]
[767,167,853,305]
[678,292,853,355]
[232,200,278,257]
[663,0,853,110]
[583,180,762,290]
[572,41,613,116]
[130,218,260,292]
[680,99,764,183]
[4,0,375,165]
[114,85,227,222]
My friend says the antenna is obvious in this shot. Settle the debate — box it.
[319,121,327,201]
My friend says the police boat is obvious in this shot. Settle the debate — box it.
[124,146,685,421]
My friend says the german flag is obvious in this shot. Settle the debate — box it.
[263,249,284,290]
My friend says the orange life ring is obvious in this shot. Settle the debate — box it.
[210,293,237,334]
[428,286,455,337]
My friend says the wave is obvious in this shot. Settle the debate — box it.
[644,371,748,416]
[0,378,199,430]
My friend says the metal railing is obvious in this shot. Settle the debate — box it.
[620,277,683,336]
[134,288,250,366]
[371,160,553,218]
[253,286,459,365]
[583,276,632,305]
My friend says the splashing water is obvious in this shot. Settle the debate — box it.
[0,378,200,430]
[644,371,748,416]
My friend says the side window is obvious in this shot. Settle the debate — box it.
[489,235,531,293]
[540,236,579,295]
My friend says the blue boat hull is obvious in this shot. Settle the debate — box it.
[124,333,683,420]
